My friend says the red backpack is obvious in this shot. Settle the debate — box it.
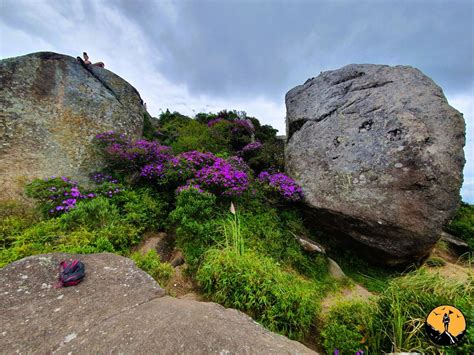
[55,260,85,287]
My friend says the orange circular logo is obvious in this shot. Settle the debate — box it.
[425,305,466,346]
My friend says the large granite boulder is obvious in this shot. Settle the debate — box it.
[0,52,145,201]
[0,253,315,354]
[286,64,465,266]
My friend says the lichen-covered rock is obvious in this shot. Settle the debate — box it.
[286,64,465,265]
[0,253,315,354]
[0,52,145,201]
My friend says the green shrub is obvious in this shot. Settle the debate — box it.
[156,110,193,146]
[110,188,169,231]
[321,300,375,354]
[239,207,329,281]
[171,120,231,154]
[321,267,474,354]
[24,177,76,216]
[142,112,158,140]
[169,188,224,268]
[130,250,174,286]
[0,188,167,266]
[374,267,473,353]
[245,139,285,173]
[447,202,474,250]
[58,197,122,230]
[0,201,40,249]
[197,248,319,339]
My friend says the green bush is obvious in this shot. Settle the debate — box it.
[321,267,474,353]
[374,267,473,353]
[24,177,75,216]
[171,120,231,154]
[58,197,122,230]
[142,112,158,140]
[447,202,474,250]
[238,205,329,281]
[156,110,193,146]
[0,188,169,266]
[169,188,224,268]
[109,188,169,231]
[0,201,40,249]
[197,248,319,340]
[130,250,174,286]
[321,300,375,354]
[245,139,285,173]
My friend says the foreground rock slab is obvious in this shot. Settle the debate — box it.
[0,253,315,354]
[0,52,145,200]
[286,64,465,265]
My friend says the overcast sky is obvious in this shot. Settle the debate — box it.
[1,0,473,202]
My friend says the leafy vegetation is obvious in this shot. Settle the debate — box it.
[321,266,473,353]
[197,248,320,339]
[447,202,474,250]
[130,250,174,285]
[3,108,472,351]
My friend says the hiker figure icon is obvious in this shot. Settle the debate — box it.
[443,312,450,332]
[425,305,466,346]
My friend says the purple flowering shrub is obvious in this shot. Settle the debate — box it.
[93,131,303,202]
[94,131,128,146]
[205,118,253,152]
[193,158,249,197]
[25,175,123,216]
[95,131,172,171]
[258,172,304,202]
[176,184,205,194]
[25,177,92,215]
[241,141,263,152]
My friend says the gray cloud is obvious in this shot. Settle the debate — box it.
[108,0,473,99]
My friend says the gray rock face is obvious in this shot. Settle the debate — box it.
[0,52,145,201]
[0,253,315,354]
[286,64,465,265]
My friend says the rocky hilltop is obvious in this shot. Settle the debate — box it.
[286,64,465,265]
[0,253,314,354]
[0,52,145,201]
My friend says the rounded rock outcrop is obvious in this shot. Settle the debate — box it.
[285,64,465,265]
[0,52,145,201]
[0,253,315,354]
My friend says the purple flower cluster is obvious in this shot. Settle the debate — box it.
[140,163,166,179]
[227,156,250,171]
[207,118,224,127]
[43,177,89,214]
[105,140,171,166]
[93,132,302,203]
[41,174,122,215]
[176,184,204,194]
[94,131,127,145]
[258,172,303,201]
[207,118,254,134]
[90,172,119,184]
[194,158,249,196]
[241,141,263,152]
[96,131,172,171]
[178,151,218,169]
[233,119,255,133]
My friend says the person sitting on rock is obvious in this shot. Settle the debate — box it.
[83,52,91,65]
[78,52,105,68]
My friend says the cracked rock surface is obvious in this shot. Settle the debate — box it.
[0,253,315,354]
[0,52,145,200]
[285,64,465,266]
